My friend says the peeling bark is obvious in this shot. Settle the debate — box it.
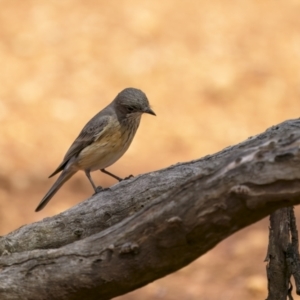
[1,119,300,299]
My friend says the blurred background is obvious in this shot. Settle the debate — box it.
[0,0,300,299]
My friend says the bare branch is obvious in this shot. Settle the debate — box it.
[1,119,300,299]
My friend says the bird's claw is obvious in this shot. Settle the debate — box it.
[93,186,103,195]
[123,174,134,181]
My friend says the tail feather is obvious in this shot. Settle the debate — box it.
[35,169,76,212]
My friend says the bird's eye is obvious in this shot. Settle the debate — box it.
[127,106,135,113]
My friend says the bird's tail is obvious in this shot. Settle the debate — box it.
[35,169,76,212]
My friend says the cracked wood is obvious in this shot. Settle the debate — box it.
[1,119,300,299]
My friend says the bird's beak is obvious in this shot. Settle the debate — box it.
[144,107,156,116]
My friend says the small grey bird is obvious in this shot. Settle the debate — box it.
[35,87,155,212]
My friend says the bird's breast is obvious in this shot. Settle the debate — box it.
[76,117,140,171]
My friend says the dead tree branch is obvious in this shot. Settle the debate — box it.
[1,119,300,299]
[266,207,300,300]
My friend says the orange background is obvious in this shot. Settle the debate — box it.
[1,0,300,299]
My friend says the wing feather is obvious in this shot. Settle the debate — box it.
[49,113,111,178]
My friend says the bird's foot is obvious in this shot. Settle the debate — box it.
[123,174,134,181]
[93,186,111,195]
[93,186,104,195]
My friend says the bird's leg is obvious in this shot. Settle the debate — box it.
[85,170,102,193]
[101,169,134,181]
[100,169,123,181]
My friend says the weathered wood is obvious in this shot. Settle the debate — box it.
[266,207,300,300]
[1,118,300,299]
[266,208,291,300]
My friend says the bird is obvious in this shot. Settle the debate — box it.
[35,87,155,212]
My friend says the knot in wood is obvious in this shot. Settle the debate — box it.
[108,244,115,251]
[1,249,10,256]
[167,216,182,224]
[73,228,83,237]
[230,185,251,196]
[119,242,139,255]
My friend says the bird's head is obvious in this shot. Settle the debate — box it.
[114,88,156,117]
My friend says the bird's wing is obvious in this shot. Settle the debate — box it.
[49,114,111,178]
